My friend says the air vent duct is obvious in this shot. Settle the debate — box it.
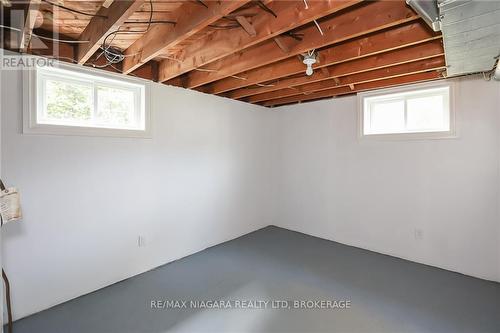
[406,0,441,32]
[439,0,500,76]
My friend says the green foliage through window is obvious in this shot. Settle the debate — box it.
[96,86,134,126]
[38,68,144,131]
[45,80,92,121]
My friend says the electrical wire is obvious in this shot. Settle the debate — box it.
[256,82,275,87]
[124,20,176,25]
[0,24,90,43]
[245,82,276,89]
[37,54,138,78]
[95,0,154,67]
[193,67,248,81]
[230,74,247,80]
[208,24,241,30]
[45,55,78,63]
[41,0,108,18]
[87,61,112,69]
[194,68,218,73]
[92,1,155,66]
[313,20,324,36]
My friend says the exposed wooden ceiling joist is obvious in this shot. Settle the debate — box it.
[157,0,363,82]
[273,36,290,53]
[122,0,252,74]
[7,0,448,108]
[219,22,442,97]
[235,15,256,36]
[29,34,74,60]
[173,0,419,89]
[76,0,146,64]
[234,39,444,101]
[28,34,157,81]
[19,0,41,53]
[262,70,445,107]
[247,56,446,103]
[208,22,441,96]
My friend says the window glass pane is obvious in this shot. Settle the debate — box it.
[406,95,447,131]
[34,67,148,136]
[44,79,92,123]
[96,86,136,127]
[362,86,451,136]
[368,100,405,134]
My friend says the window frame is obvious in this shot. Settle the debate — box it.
[357,80,457,141]
[23,61,152,138]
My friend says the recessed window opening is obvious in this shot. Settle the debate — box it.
[24,64,150,138]
[359,84,454,139]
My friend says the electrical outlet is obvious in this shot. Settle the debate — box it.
[137,236,146,247]
[414,228,423,240]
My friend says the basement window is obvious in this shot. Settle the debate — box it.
[23,64,150,137]
[358,82,455,139]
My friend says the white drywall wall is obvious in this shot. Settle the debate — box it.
[0,63,3,332]
[2,65,499,324]
[0,66,277,320]
[274,77,500,282]
[497,80,500,283]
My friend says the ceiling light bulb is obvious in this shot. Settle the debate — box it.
[303,52,317,77]
[305,64,314,76]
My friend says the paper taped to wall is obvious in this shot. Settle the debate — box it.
[0,187,22,223]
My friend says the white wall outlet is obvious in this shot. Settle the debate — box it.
[414,228,424,240]
[137,236,146,247]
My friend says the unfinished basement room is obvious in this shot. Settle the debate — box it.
[0,0,499,332]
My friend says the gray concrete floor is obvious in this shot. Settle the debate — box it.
[8,226,500,333]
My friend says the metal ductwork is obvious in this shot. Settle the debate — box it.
[406,0,442,32]
[438,0,500,77]
[407,0,500,77]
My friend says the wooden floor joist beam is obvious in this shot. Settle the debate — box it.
[19,0,41,53]
[246,57,446,103]
[30,37,75,61]
[30,37,157,81]
[158,0,363,82]
[235,16,256,37]
[76,0,145,64]
[235,39,444,101]
[177,0,418,89]
[273,37,290,54]
[261,71,445,107]
[122,0,252,74]
[213,22,441,96]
